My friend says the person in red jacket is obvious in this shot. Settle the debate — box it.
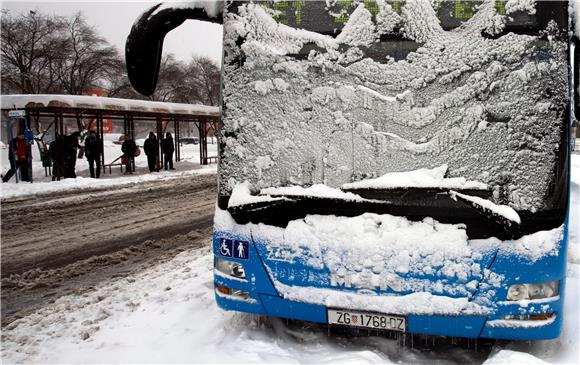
[2,133,30,182]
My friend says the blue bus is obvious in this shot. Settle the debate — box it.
[127,0,575,340]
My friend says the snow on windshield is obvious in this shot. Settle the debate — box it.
[220,0,567,212]
[342,164,488,190]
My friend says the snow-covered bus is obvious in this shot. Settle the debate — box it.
[126,0,574,340]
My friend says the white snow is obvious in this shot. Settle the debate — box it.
[274,281,489,315]
[1,94,219,117]
[260,184,371,202]
[221,0,567,212]
[499,225,564,261]
[228,180,287,208]
[505,0,537,15]
[483,350,549,364]
[450,190,521,224]
[1,136,218,199]
[0,170,216,200]
[342,164,488,190]
[254,212,475,282]
[1,154,579,364]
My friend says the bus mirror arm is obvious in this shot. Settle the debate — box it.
[125,3,223,96]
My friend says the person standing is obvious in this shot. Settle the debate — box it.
[15,134,30,181]
[161,132,175,170]
[84,130,102,178]
[64,131,81,178]
[2,137,17,183]
[121,135,137,174]
[143,132,158,173]
[49,135,65,181]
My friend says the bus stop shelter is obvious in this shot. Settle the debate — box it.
[1,94,220,179]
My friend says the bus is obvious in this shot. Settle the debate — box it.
[126,0,575,340]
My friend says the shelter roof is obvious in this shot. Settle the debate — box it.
[1,94,219,118]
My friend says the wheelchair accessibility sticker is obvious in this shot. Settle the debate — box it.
[219,238,249,260]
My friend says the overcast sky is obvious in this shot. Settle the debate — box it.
[2,0,223,64]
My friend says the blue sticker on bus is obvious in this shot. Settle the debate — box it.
[234,240,249,260]
[219,238,233,257]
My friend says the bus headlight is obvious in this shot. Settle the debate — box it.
[215,257,246,279]
[506,281,559,301]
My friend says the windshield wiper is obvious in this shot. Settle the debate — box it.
[449,191,521,240]
[226,192,525,240]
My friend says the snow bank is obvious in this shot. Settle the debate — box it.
[1,139,218,199]
[342,165,488,190]
[484,350,548,364]
[0,168,216,200]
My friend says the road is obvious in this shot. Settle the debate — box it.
[1,173,217,325]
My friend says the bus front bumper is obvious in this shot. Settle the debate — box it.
[214,273,564,340]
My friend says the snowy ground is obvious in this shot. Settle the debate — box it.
[1,155,578,364]
[0,134,218,199]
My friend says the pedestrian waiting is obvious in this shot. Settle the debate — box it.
[49,135,65,181]
[143,132,158,173]
[64,132,81,178]
[121,135,137,175]
[2,133,31,183]
[162,132,175,171]
[84,130,103,178]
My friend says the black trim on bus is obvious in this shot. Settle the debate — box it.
[223,189,565,241]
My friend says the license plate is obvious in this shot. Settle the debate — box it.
[328,309,406,332]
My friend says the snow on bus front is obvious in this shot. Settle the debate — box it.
[215,0,569,339]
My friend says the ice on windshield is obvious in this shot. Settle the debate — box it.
[220,0,567,212]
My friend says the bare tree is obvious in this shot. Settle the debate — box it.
[148,54,188,102]
[52,12,120,95]
[1,10,221,106]
[1,10,65,94]
[185,56,221,106]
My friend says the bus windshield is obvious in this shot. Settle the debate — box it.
[219,0,569,237]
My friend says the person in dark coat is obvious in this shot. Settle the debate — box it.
[64,131,81,178]
[143,132,158,173]
[161,132,175,170]
[84,130,102,178]
[121,135,137,174]
[49,135,65,181]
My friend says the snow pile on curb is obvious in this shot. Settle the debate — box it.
[0,168,216,200]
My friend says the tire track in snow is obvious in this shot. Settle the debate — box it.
[1,174,217,276]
